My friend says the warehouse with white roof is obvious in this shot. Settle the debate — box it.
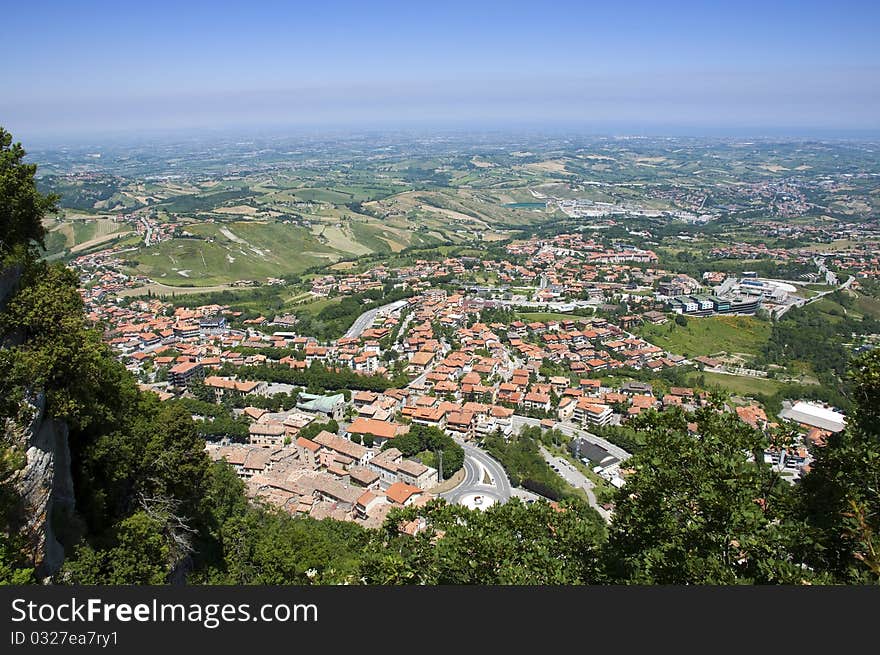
[779,401,846,433]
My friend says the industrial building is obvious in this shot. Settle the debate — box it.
[779,401,846,433]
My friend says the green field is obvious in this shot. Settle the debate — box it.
[125,221,341,286]
[292,188,357,204]
[685,370,785,397]
[856,293,880,320]
[638,315,771,358]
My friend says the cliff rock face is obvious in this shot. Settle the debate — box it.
[8,393,75,579]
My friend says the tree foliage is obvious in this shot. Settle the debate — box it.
[795,350,880,583]
[0,127,57,258]
[605,405,804,584]
[382,423,463,479]
[361,498,605,584]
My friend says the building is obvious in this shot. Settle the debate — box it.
[312,430,371,467]
[199,314,227,332]
[296,392,346,421]
[347,418,406,446]
[573,398,613,427]
[569,438,619,472]
[249,421,286,447]
[168,361,204,388]
[780,401,846,433]
[204,376,267,400]
[384,481,424,506]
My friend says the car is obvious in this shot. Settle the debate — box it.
[473,495,483,505]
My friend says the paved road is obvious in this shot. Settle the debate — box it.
[511,415,632,462]
[441,442,512,507]
[141,218,153,247]
[343,299,409,339]
[539,445,612,522]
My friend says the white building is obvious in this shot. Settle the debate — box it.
[780,401,846,433]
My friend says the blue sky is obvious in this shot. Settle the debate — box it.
[3,0,879,139]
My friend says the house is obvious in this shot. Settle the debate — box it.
[310,478,362,510]
[396,459,438,490]
[445,411,474,440]
[407,351,435,374]
[523,391,551,412]
[411,405,448,429]
[241,448,275,478]
[204,376,267,401]
[295,436,321,469]
[355,490,387,519]
[579,379,602,396]
[369,448,404,487]
[384,481,424,507]
[736,404,769,430]
[249,421,286,447]
[312,430,371,467]
[199,314,227,332]
[349,467,381,488]
[208,444,281,480]
[173,323,200,339]
[643,310,668,325]
[557,396,578,421]
[353,390,380,408]
[347,418,406,447]
[621,381,653,396]
[548,376,569,394]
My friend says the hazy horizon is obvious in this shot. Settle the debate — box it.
[4,1,879,144]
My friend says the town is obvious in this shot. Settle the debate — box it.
[69,223,873,528]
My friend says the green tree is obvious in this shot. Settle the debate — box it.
[795,350,880,583]
[361,498,605,584]
[0,127,57,257]
[62,511,171,585]
[604,406,803,584]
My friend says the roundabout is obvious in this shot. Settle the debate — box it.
[440,442,512,508]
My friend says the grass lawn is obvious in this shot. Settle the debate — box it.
[289,296,342,315]
[685,370,786,397]
[638,315,771,358]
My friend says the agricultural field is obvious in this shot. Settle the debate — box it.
[41,215,129,256]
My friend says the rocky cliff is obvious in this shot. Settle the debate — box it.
[7,394,75,578]
[2,265,75,579]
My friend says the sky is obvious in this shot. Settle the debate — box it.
[3,0,880,141]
